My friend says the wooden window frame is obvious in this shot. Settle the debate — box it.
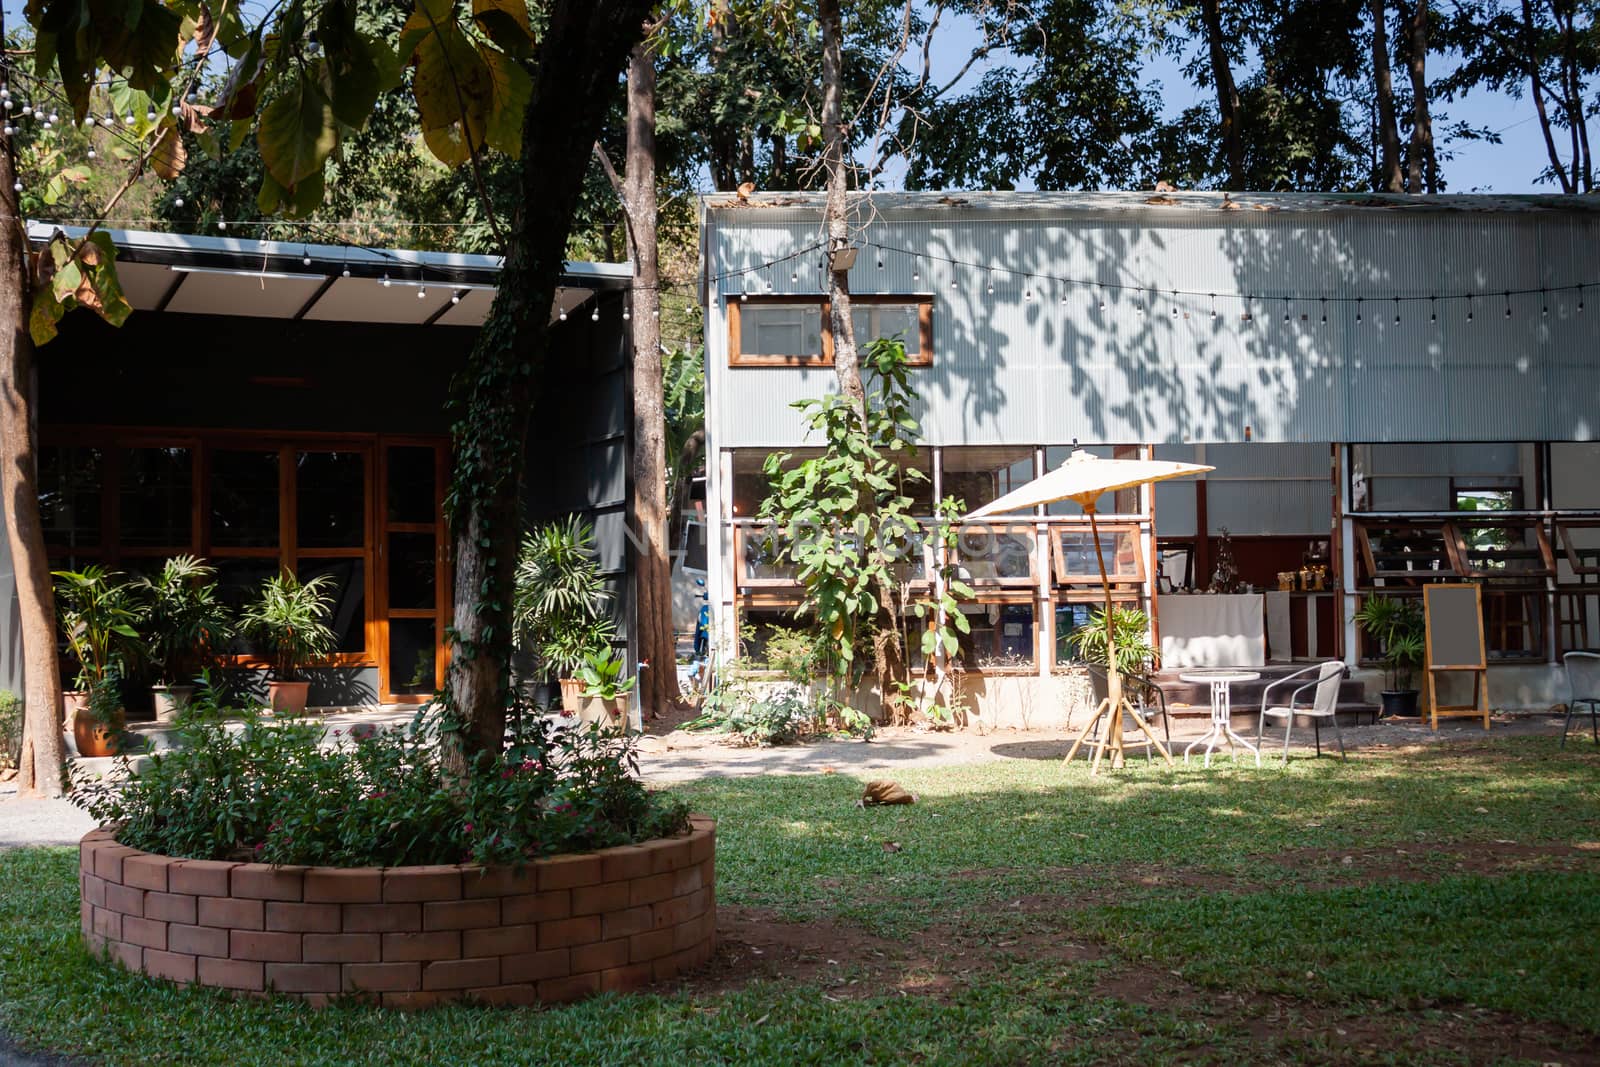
[727,294,934,367]
[1441,518,1555,581]
[952,521,1037,589]
[1557,521,1600,578]
[38,427,449,678]
[1352,521,1459,586]
[1050,523,1146,585]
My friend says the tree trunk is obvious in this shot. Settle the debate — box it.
[1553,3,1592,192]
[1,106,66,798]
[1198,0,1244,190]
[1370,0,1404,192]
[623,42,683,718]
[668,427,704,555]
[818,0,905,722]
[1521,0,1575,194]
[443,0,654,779]
[1399,0,1437,193]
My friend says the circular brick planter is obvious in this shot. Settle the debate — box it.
[78,816,715,1008]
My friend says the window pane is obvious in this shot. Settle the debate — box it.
[942,447,1035,512]
[298,559,366,654]
[954,601,1035,670]
[954,524,1034,582]
[389,618,437,695]
[730,448,821,517]
[1053,528,1141,582]
[121,447,192,547]
[297,451,365,548]
[386,446,436,524]
[38,446,102,549]
[388,533,436,610]
[849,304,921,356]
[738,303,823,361]
[213,559,282,656]
[210,450,279,548]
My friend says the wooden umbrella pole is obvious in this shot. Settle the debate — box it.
[1087,502,1125,770]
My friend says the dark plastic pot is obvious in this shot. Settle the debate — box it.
[1380,689,1420,718]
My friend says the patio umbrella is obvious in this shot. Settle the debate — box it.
[966,448,1213,773]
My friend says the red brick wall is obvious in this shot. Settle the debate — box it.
[78,817,716,1008]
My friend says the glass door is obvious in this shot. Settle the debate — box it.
[379,441,450,703]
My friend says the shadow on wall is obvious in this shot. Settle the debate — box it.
[220,668,380,710]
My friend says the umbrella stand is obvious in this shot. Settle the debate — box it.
[1062,499,1175,774]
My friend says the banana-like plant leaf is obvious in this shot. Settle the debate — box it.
[256,67,338,188]
[150,124,187,179]
[471,0,535,58]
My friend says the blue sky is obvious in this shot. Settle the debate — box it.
[1,0,1559,194]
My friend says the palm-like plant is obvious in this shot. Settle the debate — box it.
[239,572,336,682]
[52,566,145,695]
[1354,594,1425,692]
[1065,606,1157,678]
[135,556,233,685]
[513,516,616,680]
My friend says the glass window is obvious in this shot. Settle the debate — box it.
[737,302,824,363]
[953,524,1035,584]
[210,450,280,548]
[850,303,923,358]
[389,618,438,695]
[1052,526,1144,583]
[38,446,103,549]
[386,446,436,524]
[1054,596,1142,665]
[121,447,192,547]
[297,451,366,548]
[953,601,1035,670]
[298,559,366,654]
[1350,443,1534,513]
[729,449,820,518]
[387,533,436,610]
[942,447,1035,513]
[213,559,282,656]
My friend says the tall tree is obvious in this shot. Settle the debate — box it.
[1372,0,1406,190]
[1198,0,1245,188]
[1,7,65,796]
[1397,0,1439,192]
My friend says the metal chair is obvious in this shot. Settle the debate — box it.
[1561,651,1600,748]
[1256,661,1347,763]
[1083,664,1171,761]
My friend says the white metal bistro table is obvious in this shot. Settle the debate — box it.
[1179,669,1262,768]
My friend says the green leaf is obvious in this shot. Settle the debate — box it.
[471,0,536,58]
[480,45,530,158]
[256,68,338,188]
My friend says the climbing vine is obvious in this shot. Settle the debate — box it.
[758,338,972,725]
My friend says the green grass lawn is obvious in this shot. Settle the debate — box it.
[3,737,1598,1065]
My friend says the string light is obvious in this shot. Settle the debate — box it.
[1355,297,1363,324]
[911,261,920,284]
[1503,291,1512,318]
[1466,294,1473,322]
[1241,295,1253,322]
[1320,298,1328,325]
[1209,293,1217,320]
[417,286,427,299]
[590,304,600,322]
[1429,297,1437,323]
[1393,298,1400,326]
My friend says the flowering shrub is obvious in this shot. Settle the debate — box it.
[71,681,689,867]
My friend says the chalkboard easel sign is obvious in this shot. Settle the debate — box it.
[1422,584,1490,731]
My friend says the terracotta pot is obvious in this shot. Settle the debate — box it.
[67,692,125,758]
[151,685,196,723]
[268,681,311,716]
[576,694,629,728]
[558,677,585,714]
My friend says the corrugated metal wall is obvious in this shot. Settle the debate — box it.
[704,199,1600,447]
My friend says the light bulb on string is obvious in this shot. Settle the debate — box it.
[1393,298,1400,326]
[986,271,995,296]
[217,220,226,230]
[1136,291,1145,316]
[341,267,351,278]
[450,292,460,305]
[123,113,134,125]
[1171,290,1180,317]
[417,286,428,300]
[1503,291,1512,318]
[1209,293,1217,320]
[382,274,392,287]
[1541,290,1549,317]
[1098,292,1106,313]
[1466,294,1473,322]
[1242,295,1253,322]
[1320,298,1328,325]
[1578,285,1586,313]
[1429,296,1437,323]
[145,109,156,122]
[302,248,312,265]
[1282,297,1290,323]
[790,268,798,284]
[173,196,183,207]
[622,299,631,321]
[1355,297,1363,324]
[910,258,919,284]
[11,181,20,193]
[590,304,600,322]
[2,126,11,137]
[1023,281,1033,302]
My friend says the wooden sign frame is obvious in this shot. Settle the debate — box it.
[1422,583,1490,731]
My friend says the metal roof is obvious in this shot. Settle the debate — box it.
[702,189,1600,221]
[26,223,632,327]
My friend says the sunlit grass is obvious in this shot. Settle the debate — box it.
[1,736,1595,1065]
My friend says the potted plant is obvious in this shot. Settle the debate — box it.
[575,648,635,727]
[134,556,233,722]
[1354,594,1425,718]
[53,566,145,757]
[1065,605,1159,710]
[513,516,617,713]
[239,571,336,715]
